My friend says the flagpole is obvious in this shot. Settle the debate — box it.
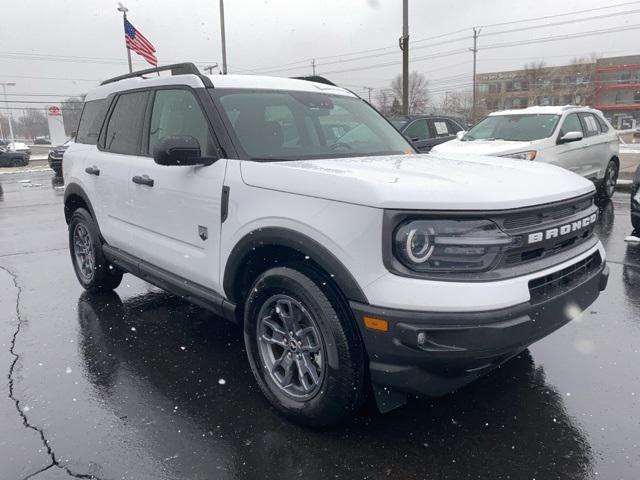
[118,3,133,73]
[219,0,227,74]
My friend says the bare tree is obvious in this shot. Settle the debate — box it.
[16,110,48,139]
[523,61,548,106]
[390,71,430,114]
[440,90,474,120]
[62,95,86,137]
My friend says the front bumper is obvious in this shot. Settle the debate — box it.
[351,252,608,400]
[48,153,63,173]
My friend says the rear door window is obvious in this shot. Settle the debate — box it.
[103,91,148,155]
[429,119,453,138]
[76,99,108,145]
[404,119,428,141]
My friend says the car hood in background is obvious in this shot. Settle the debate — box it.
[240,153,594,210]
[431,138,536,156]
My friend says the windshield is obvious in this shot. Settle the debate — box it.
[210,89,414,160]
[463,114,560,142]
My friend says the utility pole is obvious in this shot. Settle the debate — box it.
[311,59,316,76]
[1,83,16,148]
[470,27,480,121]
[204,64,219,74]
[363,86,373,103]
[219,0,228,74]
[117,3,133,73]
[400,0,409,115]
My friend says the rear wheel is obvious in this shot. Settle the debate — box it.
[69,208,122,293]
[244,266,366,426]
[598,160,618,199]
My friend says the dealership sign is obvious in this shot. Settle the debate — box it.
[48,105,62,116]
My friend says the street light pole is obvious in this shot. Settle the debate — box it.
[1,83,16,148]
[118,3,133,73]
[219,0,228,74]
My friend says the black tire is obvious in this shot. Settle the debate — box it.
[69,208,123,293]
[598,160,618,200]
[244,266,366,427]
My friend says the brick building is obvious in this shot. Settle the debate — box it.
[476,54,640,128]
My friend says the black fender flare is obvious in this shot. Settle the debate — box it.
[223,227,368,304]
[63,183,104,240]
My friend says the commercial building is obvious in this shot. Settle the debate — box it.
[476,54,640,128]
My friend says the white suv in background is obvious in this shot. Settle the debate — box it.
[432,106,620,199]
[63,64,608,426]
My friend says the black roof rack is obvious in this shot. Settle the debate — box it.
[100,62,201,86]
[291,75,336,86]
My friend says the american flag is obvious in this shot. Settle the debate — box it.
[124,18,157,66]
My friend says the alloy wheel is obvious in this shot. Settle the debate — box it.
[605,162,618,198]
[257,295,325,400]
[73,223,95,282]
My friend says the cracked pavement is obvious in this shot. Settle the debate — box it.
[1,170,639,480]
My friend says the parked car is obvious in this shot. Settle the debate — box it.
[390,115,464,152]
[0,146,29,167]
[632,164,640,232]
[48,139,72,176]
[34,136,51,145]
[7,141,31,157]
[63,63,608,426]
[432,106,620,199]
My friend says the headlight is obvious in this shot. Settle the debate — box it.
[394,219,514,273]
[501,150,537,161]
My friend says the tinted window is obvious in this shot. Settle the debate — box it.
[580,113,600,137]
[560,113,584,137]
[404,119,428,141]
[594,114,610,133]
[213,89,413,160]
[446,120,463,134]
[149,89,214,155]
[76,99,108,145]
[103,91,148,154]
[464,114,560,142]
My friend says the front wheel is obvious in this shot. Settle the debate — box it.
[598,160,618,200]
[69,208,123,293]
[244,266,366,427]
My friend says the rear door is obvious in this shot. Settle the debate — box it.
[85,90,150,253]
[128,87,227,291]
[554,112,586,175]
[578,112,609,179]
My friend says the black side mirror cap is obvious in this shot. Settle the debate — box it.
[153,135,217,166]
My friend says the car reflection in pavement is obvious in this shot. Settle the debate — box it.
[76,291,594,479]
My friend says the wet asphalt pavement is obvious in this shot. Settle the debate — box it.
[0,170,638,480]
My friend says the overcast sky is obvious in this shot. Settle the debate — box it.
[1,0,639,107]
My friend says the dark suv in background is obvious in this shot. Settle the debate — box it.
[390,115,464,152]
[48,140,71,176]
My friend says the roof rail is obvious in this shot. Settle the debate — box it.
[291,75,337,86]
[560,105,583,110]
[100,62,201,86]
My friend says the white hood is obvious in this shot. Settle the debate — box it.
[431,138,535,156]
[240,153,594,210]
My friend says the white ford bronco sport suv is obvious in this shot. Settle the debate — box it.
[432,105,620,199]
[64,64,609,426]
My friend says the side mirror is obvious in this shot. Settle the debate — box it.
[558,131,583,144]
[153,135,216,166]
[456,131,466,140]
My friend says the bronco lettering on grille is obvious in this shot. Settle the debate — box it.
[527,213,597,245]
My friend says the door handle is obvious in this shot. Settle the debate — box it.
[132,175,154,187]
[85,166,100,176]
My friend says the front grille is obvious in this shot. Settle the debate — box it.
[496,195,596,268]
[502,197,592,230]
[528,252,601,304]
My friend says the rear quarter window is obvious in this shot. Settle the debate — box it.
[76,99,108,145]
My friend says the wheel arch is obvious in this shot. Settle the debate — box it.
[64,183,101,237]
[223,227,368,307]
